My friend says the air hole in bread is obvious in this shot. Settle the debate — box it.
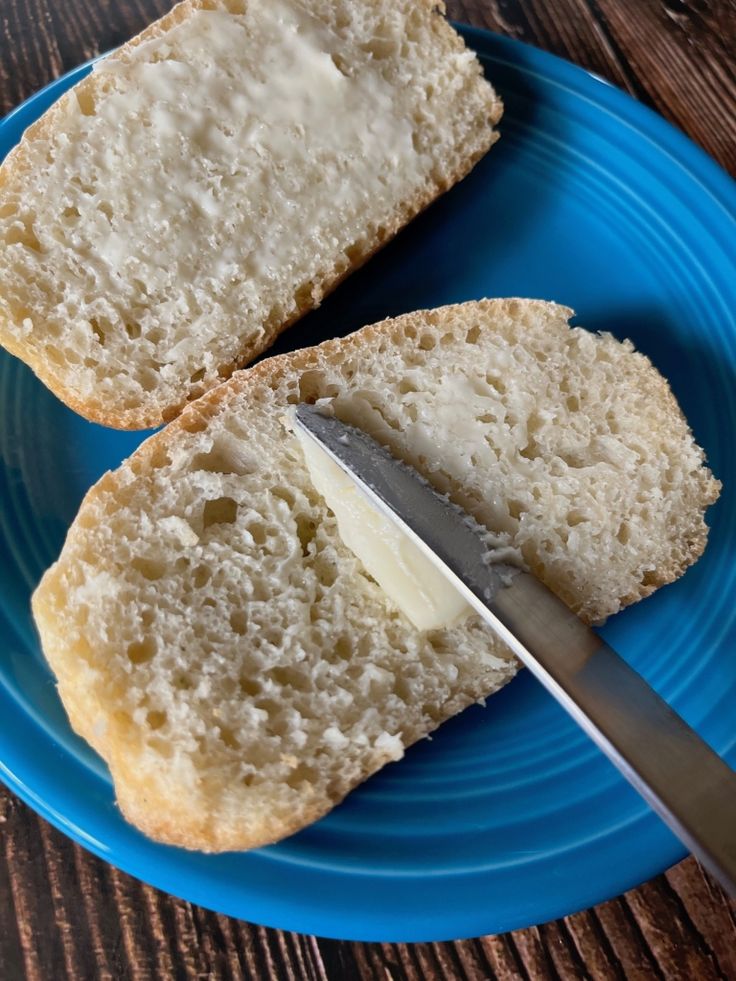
[256,698,281,718]
[344,242,362,263]
[11,305,32,327]
[257,700,289,737]
[297,370,326,404]
[75,88,96,116]
[271,487,295,509]
[132,556,166,581]
[150,445,172,470]
[247,521,267,546]
[330,52,350,76]
[294,281,316,309]
[519,441,539,461]
[68,176,95,196]
[219,726,239,749]
[147,709,167,730]
[617,523,631,545]
[314,557,337,588]
[558,451,584,469]
[356,568,380,591]
[485,372,506,394]
[180,413,208,434]
[190,367,206,383]
[202,496,238,528]
[269,666,310,692]
[239,675,261,697]
[262,627,283,648]
[127,637,156,664]
[5,222,41,251]
[89,318,106,346]
[193,435,257,476]
[285,762,317,789]
[334,636,352,661]
[295,514,316,557]
[359,36,396,60]
[392,675,413,703]
[425,631,452,656]
[125,322,141,340]
[508,500,524,520]
[230,611,248,635]
[139,367,162,393]
[193,565,211,588]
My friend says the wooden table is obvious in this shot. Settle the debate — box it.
[1,0,735,977]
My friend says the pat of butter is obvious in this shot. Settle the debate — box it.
[294,426,473,632]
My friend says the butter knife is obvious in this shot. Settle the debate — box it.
[294,403,736,895]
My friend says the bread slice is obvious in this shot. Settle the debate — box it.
[0,0,501,430]
[31,299,720,851]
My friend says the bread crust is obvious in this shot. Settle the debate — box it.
[31,298,721,851]
[0,0,502,430]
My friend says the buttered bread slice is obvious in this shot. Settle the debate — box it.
[32,300,720,851]
[0,0,502,428]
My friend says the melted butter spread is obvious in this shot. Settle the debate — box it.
[294,424,473,632]
[91,1,422,277]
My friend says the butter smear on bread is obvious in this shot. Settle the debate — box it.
[292,416,473,631]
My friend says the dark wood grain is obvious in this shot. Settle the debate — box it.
[1,0,735,977]
[8,764,736,981]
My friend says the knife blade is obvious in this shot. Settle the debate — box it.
[293,402,736,895]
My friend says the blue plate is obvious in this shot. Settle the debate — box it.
[1,27,735,942]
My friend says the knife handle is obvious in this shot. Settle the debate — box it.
[488,572,736,895]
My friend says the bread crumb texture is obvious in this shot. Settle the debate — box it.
[32,300,720,851]
[0,0,501,428]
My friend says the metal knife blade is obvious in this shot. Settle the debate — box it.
[293,402,736,895]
